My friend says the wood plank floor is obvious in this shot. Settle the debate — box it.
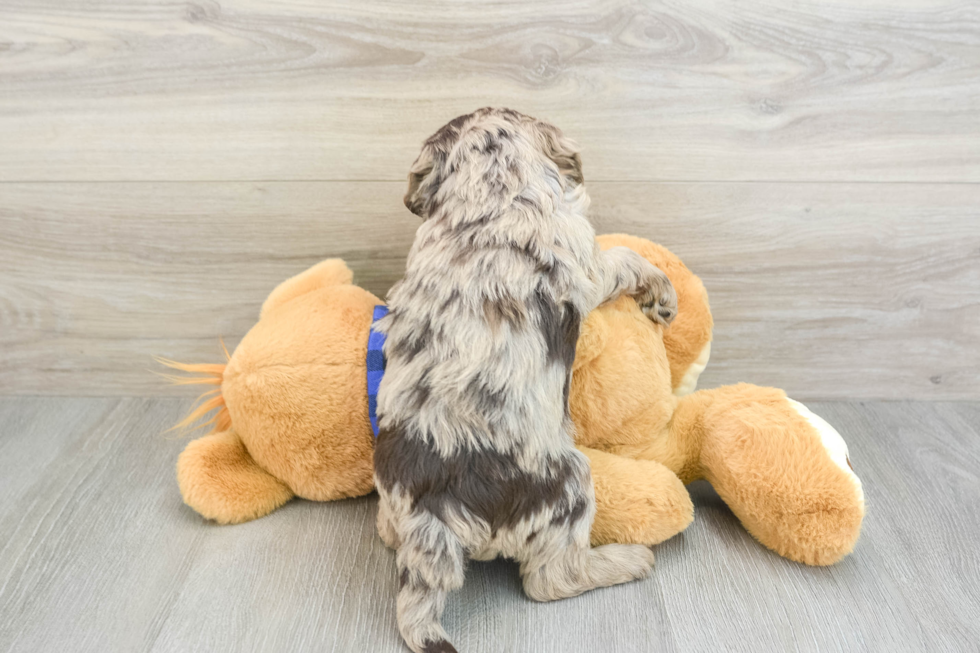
[1,397,978,653]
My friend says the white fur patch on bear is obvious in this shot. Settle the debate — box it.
[674,341,711,397]
[787,398,865,512]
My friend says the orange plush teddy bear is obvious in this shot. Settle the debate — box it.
[166,234,864,566]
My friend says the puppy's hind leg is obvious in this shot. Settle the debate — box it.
[519,515,654,602]
[395,509,466,653]
[376,490,401,550]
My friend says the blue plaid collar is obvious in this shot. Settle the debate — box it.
[366,305,389,437]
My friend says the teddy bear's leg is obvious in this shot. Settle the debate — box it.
[177,430,294,524]
[579,446,694,547]
[676,385,865,565]
[260,259,354,318]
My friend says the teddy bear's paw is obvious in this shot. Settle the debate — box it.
[637,268,677,327]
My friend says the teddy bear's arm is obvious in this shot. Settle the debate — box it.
[579,445,694,547]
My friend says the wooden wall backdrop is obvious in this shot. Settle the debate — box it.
[1,0,978,398]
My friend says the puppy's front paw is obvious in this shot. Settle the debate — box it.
[635,265,677,326]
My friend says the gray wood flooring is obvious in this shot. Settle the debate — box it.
[1,397,977,653]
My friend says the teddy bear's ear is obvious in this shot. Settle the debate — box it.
[573,311,609,372]
[260,259,354,319]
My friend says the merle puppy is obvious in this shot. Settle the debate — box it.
[374,108,677,653]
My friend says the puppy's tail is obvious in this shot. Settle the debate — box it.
[395,513,466,653]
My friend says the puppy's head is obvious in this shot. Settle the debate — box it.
[403,108,584,218]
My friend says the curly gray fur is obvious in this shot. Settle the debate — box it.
[374,108,676,653]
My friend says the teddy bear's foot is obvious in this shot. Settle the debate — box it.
[581,446,694,547]
[177,430,294,524]
[688,385,865,566]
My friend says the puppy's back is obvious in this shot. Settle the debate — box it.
[375,108,609,653]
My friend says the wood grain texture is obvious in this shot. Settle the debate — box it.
[1,397,978,652]
[2,181,977,398]
[1,0,979,182]
[2,0,978,397]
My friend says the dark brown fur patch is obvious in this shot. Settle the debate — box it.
[422,639,459,653]
[426,112,473,150]
[482,295,528,331]
[386,315,434,362]
[465,374,509,414]
[550,496,588,528]
[531,289,581,369]
[375,425,588,538]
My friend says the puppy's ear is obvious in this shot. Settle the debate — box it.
[538,124,584,185]
[404,147,438,218]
